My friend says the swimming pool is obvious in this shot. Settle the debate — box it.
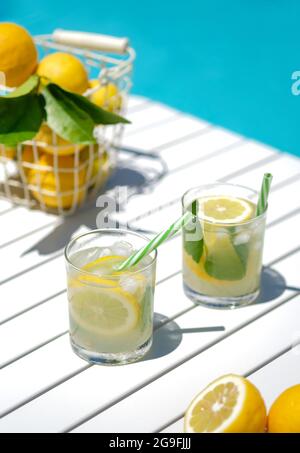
[2,0,300,156]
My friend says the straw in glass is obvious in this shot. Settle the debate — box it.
[117,211,193,271]
[256,173,273,216]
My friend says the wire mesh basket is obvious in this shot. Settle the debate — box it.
[0,30,135,215]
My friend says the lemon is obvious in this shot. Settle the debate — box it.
[184,374,267,433]
[0,23,38,87]
[37,52,89,94]
[0,145,16,160]
[20,145,41,179]
[70,285,140,336]
[35,124,86,156]
[198,196,254,224]
[89,80,122,112]
[268,384,300,433]
[28,153,87,209]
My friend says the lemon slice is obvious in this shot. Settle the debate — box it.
[72,255,124,288]
[70,286,140,336]
[78,254,146,298]
[198,196,254,224]
[184,374,267,433]
[83,254,123,273]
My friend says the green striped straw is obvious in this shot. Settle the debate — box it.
[256,173,273,216]
[117,211,194,271]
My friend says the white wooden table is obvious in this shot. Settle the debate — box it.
[0,96,300,433]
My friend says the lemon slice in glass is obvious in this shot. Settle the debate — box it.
[83,254,124,273]
[198,196,254,224]
[70,286,140,336]
[184,374,267,433]
[78,254,147,298]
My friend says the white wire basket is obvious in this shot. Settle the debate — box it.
[0,30,135,215]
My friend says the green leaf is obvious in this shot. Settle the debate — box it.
[204,227,248,281]
[6,75,40,98]
[0,76,45,146]
[42,84,96,143]
[140,286,153,332]
[183,200,204,263]
[47,83,130,125]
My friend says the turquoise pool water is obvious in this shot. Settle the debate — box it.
[2,0,300,156]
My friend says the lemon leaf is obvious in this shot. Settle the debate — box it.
[5,75,40,98]
[42,84,96,143]
[0,80,45,146]
[48,83,130,125]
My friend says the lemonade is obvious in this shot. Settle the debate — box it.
[65,230,156,365]
[182,184,267,308]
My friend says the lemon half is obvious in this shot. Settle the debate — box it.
[184,374,267,433]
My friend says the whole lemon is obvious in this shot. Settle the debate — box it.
[37,52,89,94]
[20,145,42,180]
[35,124,86,156]
[80,146,111,188]
[0,22,38,87]
[0,146,16,160]
[268,384,300,433]
[28,153,87,209]
[89,80,122,112]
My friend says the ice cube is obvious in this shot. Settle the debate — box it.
[254,240,262,250]
[99,247,113,258]
[233,233,251,246]
[111,240,133,257]
[84,247,112,264]
[119,276,139,294]
[216,229,228,240]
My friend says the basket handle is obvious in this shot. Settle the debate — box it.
[53,29,129,54]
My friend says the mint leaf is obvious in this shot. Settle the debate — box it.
[204,228,248,281]
[204,249,246,280]
[140,286,153,332]
[0,76,44,146]
[48,84,130,125]
[183,200,204,263]
[42,84,96,143]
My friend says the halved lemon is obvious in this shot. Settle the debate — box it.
[198,196,255,224]
[70,286,140,336]
[184,374,267,433]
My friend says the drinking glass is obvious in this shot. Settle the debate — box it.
[65,229,157,365]
[182,183,267,309]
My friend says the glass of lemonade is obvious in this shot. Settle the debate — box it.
[64,229,157,365]
[182,183,267,309]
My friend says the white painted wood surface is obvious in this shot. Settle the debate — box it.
[0,96,299,433]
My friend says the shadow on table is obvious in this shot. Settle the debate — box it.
[254,266,288,304]
[142,313,225,362]
[23,148,168,256]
